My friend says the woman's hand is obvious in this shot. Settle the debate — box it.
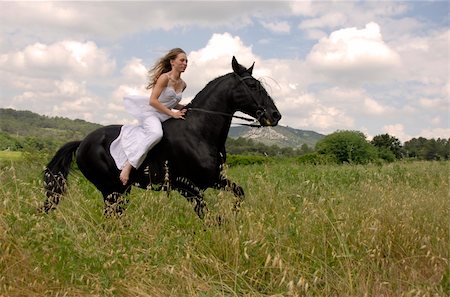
[171,109,186,119]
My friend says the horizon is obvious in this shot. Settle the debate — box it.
[4,106,449,144]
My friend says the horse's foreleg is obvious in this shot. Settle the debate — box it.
[175,177,208,220]
[217,176,245,213]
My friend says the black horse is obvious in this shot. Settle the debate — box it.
[42,57,281,219]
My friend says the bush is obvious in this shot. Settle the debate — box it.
[0,132,23,150]
[226,154,270,166]
[377,147,396,163]
[315,130,378,164]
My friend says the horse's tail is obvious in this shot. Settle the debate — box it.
[41,141,81,212]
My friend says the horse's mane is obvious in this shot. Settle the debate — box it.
[189,73,232,107]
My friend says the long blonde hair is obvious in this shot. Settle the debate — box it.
[146,48,186,90]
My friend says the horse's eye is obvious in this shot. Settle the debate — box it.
[247,82,258,90]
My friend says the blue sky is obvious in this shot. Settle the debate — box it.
[0,1,448,142]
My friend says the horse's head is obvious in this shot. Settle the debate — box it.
[231,57,281,127]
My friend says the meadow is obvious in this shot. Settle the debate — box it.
[0,154,448,296]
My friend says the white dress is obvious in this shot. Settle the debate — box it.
[110,87,182,170]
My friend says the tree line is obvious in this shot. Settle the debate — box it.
[307,131,449,164]
[0,108,102,152]
[0,108,101,136]
[226,137,313,157]
[0,109,447,164]
[228,131,448,165]
[1,129,447,164]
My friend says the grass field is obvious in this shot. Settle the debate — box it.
[0,151,22,162]
[0,156,448,296]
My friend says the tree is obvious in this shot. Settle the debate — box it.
[438,138,450,160]
[404,137,428,158]
[404,137,449,160]
[299,143,313,154]
[371,133,403,159]
[0,132,23,150]
[315,130,377,164]
[424,139,444,160]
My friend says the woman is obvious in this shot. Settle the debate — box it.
[110,48,188,185]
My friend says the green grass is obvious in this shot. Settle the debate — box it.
[0,151,23,162]
[0,157,448,296]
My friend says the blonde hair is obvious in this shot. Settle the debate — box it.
[146,48,186,90]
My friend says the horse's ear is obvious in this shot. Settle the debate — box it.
[247,62,255,75]
[232,56,246,75]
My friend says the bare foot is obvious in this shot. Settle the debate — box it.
[120,161,133,185]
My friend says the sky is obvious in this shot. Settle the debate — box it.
[0,1,448,142]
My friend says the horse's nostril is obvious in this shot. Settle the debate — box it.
[273,111,281,121]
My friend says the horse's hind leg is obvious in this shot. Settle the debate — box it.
[40,170,67,213]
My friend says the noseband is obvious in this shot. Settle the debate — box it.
[235,74,267,122]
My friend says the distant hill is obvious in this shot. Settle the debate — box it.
[0,108,102,138]
[0,108,325,151]
[229,125,325,149]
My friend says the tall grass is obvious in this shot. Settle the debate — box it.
[0,157,448,296]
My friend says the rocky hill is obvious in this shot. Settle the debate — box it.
[229,125,325,149]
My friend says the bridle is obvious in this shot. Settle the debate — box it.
[187,73,267,127]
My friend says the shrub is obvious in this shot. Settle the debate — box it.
[226,154,270,166]
[315,130,378,164]
[376,147,396,162]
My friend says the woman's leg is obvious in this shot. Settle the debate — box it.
[117,115,163,185]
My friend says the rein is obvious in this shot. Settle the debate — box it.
[187,108,262,127]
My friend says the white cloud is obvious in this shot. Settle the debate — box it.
[52,96,103,123]
[318,87,363,104]
[0,2,292,47]
[306,22,401,84]
[185,33,257,94]
[0,39,116,123]
[364,97,386,115]
[392,29,449,84]
[0,40,115,78]
[299,12,347,30]
[261,21,290,34]
[383,124,411,143]
[419,128,450,140]
[290,1,316,17]
[315,87,391,117]
[8,79,103,123]
[303,29,327,40]
[121,58,148,84]
[300,106,354,131]
[191,33,249,62]
[55,80,86,97]
[431,116,442,126]
[419,97,448,109]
